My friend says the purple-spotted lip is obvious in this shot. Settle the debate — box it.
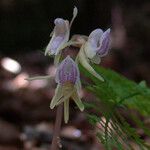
[55,56,80,85]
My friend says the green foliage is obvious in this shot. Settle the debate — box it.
[80,64,150,150]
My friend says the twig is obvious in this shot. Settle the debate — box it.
[51,104,63,150]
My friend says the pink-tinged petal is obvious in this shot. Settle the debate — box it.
[45,18,69,55]
[97,28,111,57]
[47,36,64,54]
[55,56,80,85]
[54,18,69,35]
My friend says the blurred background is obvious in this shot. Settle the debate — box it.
[0,0,150,149]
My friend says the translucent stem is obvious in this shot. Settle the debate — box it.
[51,104,63,150]
[25,75,51,81]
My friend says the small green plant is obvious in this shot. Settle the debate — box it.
[82,65,150,150]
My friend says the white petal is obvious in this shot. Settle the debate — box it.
[84,42,97,59]
[54,52,62,66]
[88,29,103,44]
[84,29,103,59]
[55,88,74,106]
[79,46,104,82]
[71,89,84,111]
[50,85,63,109]
[90,54,101,64]
[75,80,82,93]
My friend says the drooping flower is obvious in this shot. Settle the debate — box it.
[84,28,111,63]
[45,18,70,56]
[50,56,84,123]
[77,28,111,82]
[45,7,78,58]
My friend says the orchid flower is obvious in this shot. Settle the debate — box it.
[50,56,84,123]
[45,7,78,65]
[77,28,111,82]
[84,28,111,64]
[45,18,69,56]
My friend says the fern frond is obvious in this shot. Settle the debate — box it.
[80,64,150,150]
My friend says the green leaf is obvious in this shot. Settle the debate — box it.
[81,64,150,149]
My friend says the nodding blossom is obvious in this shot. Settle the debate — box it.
[84,28,111,63]
[45,7,78,57]
[50,56,84,123]
[78,28,111,81]
[45,18,69,56]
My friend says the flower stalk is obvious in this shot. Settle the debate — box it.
[51,104,63,150]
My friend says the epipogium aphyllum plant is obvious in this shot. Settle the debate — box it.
[26,7,150,150]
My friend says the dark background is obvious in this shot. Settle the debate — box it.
[0,0,149,53]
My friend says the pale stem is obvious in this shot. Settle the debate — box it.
[51,104,63,150]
